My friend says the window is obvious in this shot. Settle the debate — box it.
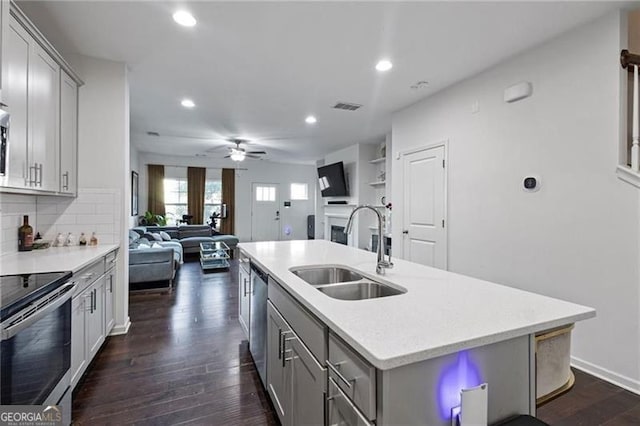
[290,183,308,200]
[164,177,188,223]
[256,186,276,202]
[204,179,223,223]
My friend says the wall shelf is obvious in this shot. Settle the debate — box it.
[369,181,386,187]
[369,157,386,164]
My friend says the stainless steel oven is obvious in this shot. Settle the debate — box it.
[1,272,75,423]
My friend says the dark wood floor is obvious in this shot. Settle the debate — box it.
[72,259,277,425]
[72,259,640,425]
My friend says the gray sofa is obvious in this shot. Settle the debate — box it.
[140,225,239,255]
[128,230,183,289]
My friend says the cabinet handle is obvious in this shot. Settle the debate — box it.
[277,328,282,360]
[89,291,94,314]
[326,360,354,389]
[93,288,97,311]
[38,163,43,187]
[282,336,296,367]
[28,164,36,186]
[62,171,69,190]
[109,275,113,293]
[243,278,249,297]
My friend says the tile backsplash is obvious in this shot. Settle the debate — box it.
[0,188,122,257]
[0,194,37,256]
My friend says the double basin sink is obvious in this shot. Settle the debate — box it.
[289,266,406,301]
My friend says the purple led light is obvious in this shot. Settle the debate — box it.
[437,351,483,420]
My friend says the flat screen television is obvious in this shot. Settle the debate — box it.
[318,161,348,197]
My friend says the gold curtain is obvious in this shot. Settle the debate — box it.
[147,164,165,215]
[187,167,206,224]
[221,168,235,235]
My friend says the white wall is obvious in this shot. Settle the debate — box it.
[68,54,131,335]
[129,145,140,229]
[392,11,640,391]
[136,152,317,242]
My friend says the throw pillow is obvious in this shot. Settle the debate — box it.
[152,242,163,249]
[151,233,163,242]
[159,231,172,241]
[137,243,151,249]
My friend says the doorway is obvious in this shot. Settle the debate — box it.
[401,144,447,269]
[251,183,280,241]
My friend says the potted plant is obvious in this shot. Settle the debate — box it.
[139,211,167,226]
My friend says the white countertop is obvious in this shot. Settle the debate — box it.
[0,244,120,275]
[239,240,595,370]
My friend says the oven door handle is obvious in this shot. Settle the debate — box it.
[1,282,76,341]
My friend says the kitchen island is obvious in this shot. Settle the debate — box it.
[239,240,594,426]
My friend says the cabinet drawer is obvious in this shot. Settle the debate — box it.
[328,377,373,426]
[238,250,250,274]
[268,276,326,364]
[74,258,105,295]
[328,332,376,421]
[105,249,118,271]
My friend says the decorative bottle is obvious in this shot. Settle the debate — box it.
[79,233,87,246]
[18,215,33,252]
[89,232,98,246]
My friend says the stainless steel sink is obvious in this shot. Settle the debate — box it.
[316,281,405,300]
[290,266,363,286]
[289,265,406,301]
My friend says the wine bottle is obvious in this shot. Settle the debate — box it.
[18,215,33,252]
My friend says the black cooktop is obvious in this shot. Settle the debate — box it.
[0,271,72,320]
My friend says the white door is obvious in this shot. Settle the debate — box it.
[251,183,280,241]
[402,145,447,269]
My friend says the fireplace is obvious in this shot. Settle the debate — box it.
[331,225,348,245]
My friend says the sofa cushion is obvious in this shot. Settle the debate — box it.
[159,231,172,241]
[178,225,212,239]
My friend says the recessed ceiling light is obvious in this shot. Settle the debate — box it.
[305,115,317,124]
[375,59,393,72]
[173,10,196,27]
[181,99,195,108]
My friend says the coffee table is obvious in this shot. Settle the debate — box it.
[200,241,230,270]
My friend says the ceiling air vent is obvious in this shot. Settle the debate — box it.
[333,102,362,111]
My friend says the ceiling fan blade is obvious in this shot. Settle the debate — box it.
[246,154,262,159]
[223,154,231,158]
[247,151,266,155]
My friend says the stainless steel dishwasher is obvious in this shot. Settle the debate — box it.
[249,262,268,387]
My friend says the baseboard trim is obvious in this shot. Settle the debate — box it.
[571,356,640,395]
[109,317,131,336]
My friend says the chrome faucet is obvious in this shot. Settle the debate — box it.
[345,205,393,275]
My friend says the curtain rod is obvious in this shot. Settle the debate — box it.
[621,50,640,71]
[145,164,247,171]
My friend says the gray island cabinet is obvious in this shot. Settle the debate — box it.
[239,240,595,426]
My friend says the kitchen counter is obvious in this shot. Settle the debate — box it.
[0,244,119,275]
[239,240,595,370]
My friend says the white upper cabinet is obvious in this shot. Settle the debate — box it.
[3,15,29,188]
[60,70,77,194]
[29,42,59,192]
[1,4,82,195]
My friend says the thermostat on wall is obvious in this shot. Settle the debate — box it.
[523,176,540,192]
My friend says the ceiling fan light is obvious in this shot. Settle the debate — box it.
[230,151,245,162]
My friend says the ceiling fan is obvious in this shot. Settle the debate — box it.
[224,139,266,162]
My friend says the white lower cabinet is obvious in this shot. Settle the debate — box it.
[70,249,118,389]
[104,264,116,334]
[238,265,250,338]
[267,301,326,426]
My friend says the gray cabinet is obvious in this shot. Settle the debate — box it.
[267,299,326,426]
[104,259,116,334]
[59,70,77,194]
[267,301,290,422]
[290,335,326,426]
[86,274,105,362]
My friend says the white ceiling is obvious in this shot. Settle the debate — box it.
[18,1,628,164]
